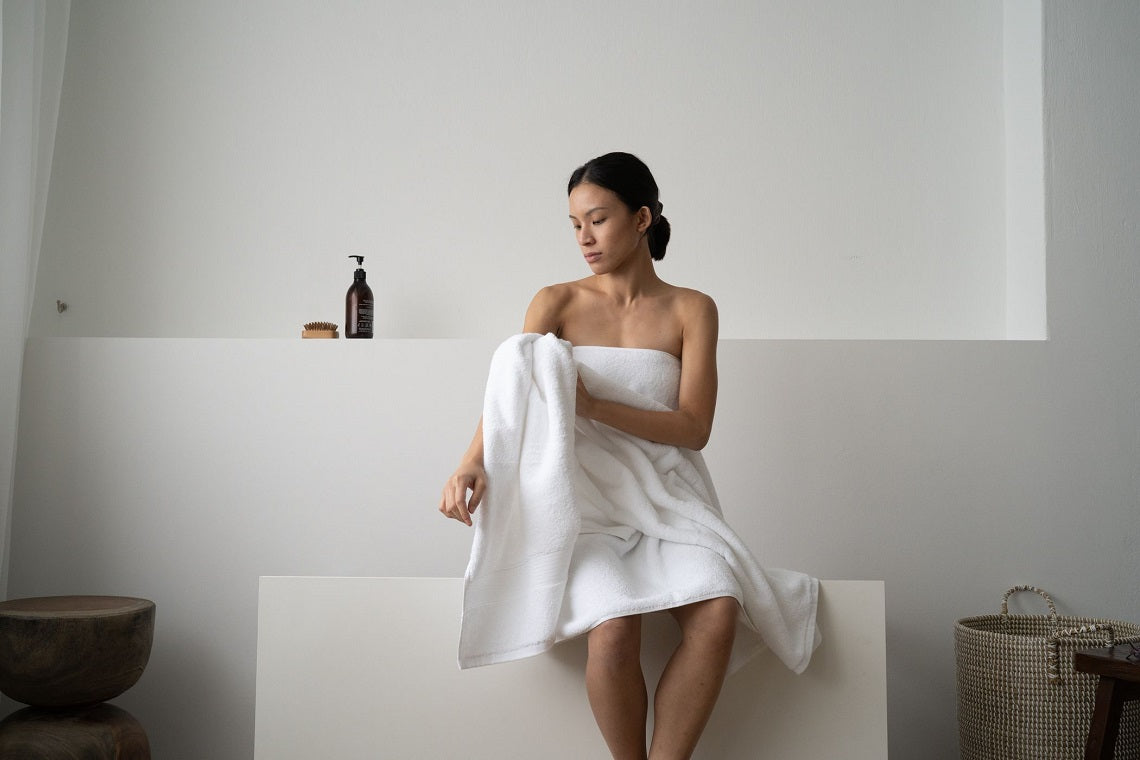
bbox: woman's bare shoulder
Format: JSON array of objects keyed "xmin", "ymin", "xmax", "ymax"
[
  {"xmin": 666, "ymin": 285, "xmax": 718, "ymax": 318},
  {"xmin": 524, "ymin": 279, "xmax": 592, "ymax": 333},
  {"xmin": 534, "ymin": 279, "xmax": 582, "ymax": 300},
  {"xmin": 663, "ymin": 286, "xmax": 718, "ymax": 346},
  {"xmin": 529, "ymin": 279, "xmax": 590, "ymax": 311}
]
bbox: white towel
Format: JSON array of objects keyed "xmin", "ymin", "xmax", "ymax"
[{"xmin": 459, "ymin": 333, "xmax": 819, "ymax": 674}]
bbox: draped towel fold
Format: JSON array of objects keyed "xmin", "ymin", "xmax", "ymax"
[{"xmin": 459, "ymin": 333, "xmax": 819, "ymax": 674}]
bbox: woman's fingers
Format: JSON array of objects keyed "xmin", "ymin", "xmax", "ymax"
[
  {"xmin": 447, "ymin": 476, "xmax": 473, "ymax": 526},
  {"xmin": 440, "ymin": 466, "xmax": 487, "ymax": 526},
  {"xmin": 468, "ymin": 476, "xmax": 486, "ymax": 514}
]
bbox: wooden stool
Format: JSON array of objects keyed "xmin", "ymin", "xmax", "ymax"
[
  {"xmin": 0, "ymin": 596, "xmax": 155, "ymax": 759},
  {"xmin": 1074, "ymin": 644, "xmax": 1140, "ymax": 759},
  {"xmin": 0, "ymin": 704, "xmax": 150, "ymax": 759}
]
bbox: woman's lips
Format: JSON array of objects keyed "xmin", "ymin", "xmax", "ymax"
[{"xmin": 584, "ymin": 252, "xmax": 602, "ymax": 263}]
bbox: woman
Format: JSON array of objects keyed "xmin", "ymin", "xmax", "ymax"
[{"xmin": 440, "ymin": 152, "xmax": 751, "ymax": 760}]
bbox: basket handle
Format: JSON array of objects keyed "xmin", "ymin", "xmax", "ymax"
[
  {"xmin": 1045, "ymin": 623, "xmax": 1116, "ymax": 684},
  {"xmin": 1000, "ymin": 586, "xmax": 1058, "ymax": 631}
]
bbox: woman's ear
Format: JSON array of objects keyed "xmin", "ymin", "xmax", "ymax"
[{"xmin": 636, "ymin": 206, "xmax": 653, "ymax": 233}]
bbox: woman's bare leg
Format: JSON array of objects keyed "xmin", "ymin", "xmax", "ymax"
[
  {"xmin": 586, "ymin": 615, "xmax": 649, "ymax": 760},
  {"xmin": 648, "ymin": 597, "xmax": 738, "ymax": 760}
]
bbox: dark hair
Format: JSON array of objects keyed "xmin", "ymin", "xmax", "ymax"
[{"xmin": 568, "ymin": 152, "xmax": 671, "ymax": 261}]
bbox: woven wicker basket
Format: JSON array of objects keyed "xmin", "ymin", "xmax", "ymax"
[{"xmin": 955, "ymin": 586, "xmax": 1140, "ymax": 759}]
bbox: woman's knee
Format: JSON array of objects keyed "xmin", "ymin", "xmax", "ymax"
[
  {"xmin": 588, "ymin": 615, "xmax": 642, "ymax": 668},
  {"xmin": 678, "ymin": 597, "xmax": 738, "ymax": 648}
]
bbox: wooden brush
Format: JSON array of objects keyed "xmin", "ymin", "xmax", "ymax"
[{"xmin": 302, "ymin": 321, "xmax": 339, "ymax": 339}]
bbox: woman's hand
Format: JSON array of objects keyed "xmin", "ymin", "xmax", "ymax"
[
  {"xmin": 575, "ymin": 374, "xmax": 596, "ymax": 420},
  {"xmin": 439, "ymin": 461, "xmax": 486, "ymax": 527}
]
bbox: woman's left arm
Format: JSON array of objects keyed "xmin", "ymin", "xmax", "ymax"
[{"xmin": 576, "ymin": 294, "xmax": 718, "ymax": 450}]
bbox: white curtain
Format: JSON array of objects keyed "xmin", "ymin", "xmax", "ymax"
[{"xmin": 0, "ymin": 0, "xmax": 69, "ymax": 596}]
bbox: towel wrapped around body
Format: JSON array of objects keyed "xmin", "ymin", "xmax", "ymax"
[{"xmin": 459, "ymin": 332, "xmax": 819, "ymax": 674}]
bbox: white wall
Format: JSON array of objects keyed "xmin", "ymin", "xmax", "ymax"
[
  {"xmin": 27, "ymin": 0, "xmax": 1018, "ymax": 340},
  {"xmin": 9, "ymin": 2, "xmax": 1140, "ymax": 759},
  {"xmin": 1004, "ymin": 0, "xmax": 1046, "ymax": 339}
]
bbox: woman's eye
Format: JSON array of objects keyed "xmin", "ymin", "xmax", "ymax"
[{"xmin": 593, "ymin": 218, "xmax": 606, "ymax": 225}]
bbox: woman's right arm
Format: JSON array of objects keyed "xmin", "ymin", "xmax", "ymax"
[{"xmin": 440, "ymin": 286, "xmax": 567, "ymax": 526}]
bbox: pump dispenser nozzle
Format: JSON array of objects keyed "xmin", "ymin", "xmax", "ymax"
[{"xmin": 349, "ymin": 255, "xmax": 366, "ymax": 280}]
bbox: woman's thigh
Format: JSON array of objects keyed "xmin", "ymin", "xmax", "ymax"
[{"xmin": 668, "ymin": 597, "xmax": 738, "ymax": 642}]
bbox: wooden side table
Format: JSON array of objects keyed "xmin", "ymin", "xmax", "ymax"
[
  {"xmin": 0, "ymin": 596, "xmax": 155, "ymax": 759},
  {"xmin": 1074, "ymin": 644, "xmax": 1140, "ymax": 759}
]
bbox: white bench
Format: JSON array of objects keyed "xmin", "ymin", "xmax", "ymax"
[{"xmin": 255, "ymin": 578, "xmax": 887, "ymax": 759}]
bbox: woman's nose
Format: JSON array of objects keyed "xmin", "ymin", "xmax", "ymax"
[{"xmin": 577, "ymin": 227, "xmax": 594, "ymax": 246}]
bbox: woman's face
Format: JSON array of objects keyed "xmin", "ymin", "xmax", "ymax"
[{"xmin": 568, "ymin": 183, "xmax": 650, "ymax": 274}]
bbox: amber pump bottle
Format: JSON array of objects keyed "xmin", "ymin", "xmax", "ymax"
[{"xmin": 345, "ymin": 255, "xmax": 374, "ymax": 339}]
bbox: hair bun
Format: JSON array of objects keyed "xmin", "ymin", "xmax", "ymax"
[{"xmin": 649, "ymin": 215, "xmax": 671, "ymax": 261}]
